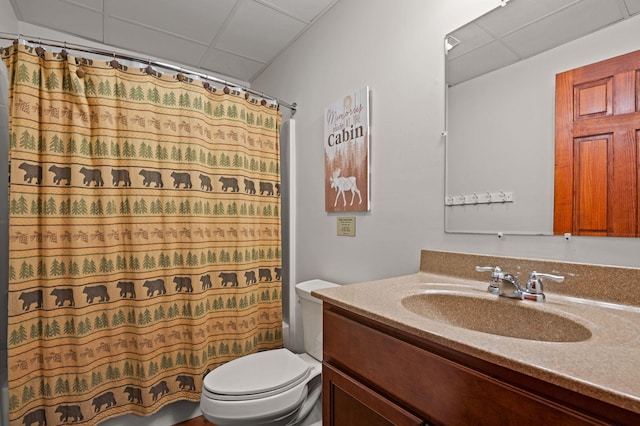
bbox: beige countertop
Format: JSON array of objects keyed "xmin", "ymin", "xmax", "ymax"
[{"xmin": 312, "ymin": 250, "xmax": 640, "ymax": 416}]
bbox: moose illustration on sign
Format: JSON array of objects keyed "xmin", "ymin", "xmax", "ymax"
[{"xmin": 330, "ymin": 168, "xmax": 363, "ymax": 207}]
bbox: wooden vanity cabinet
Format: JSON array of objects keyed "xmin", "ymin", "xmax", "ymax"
[{"xmin": 322, "ymin": 304, "xmax": 637, "ymax": 426}]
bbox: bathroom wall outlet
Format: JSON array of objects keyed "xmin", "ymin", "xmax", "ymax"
[{"xmin": 337, "ymin": 217, "xmax": 356, "ymax": 237}]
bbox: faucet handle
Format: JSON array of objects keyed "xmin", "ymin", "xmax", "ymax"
[
  {"xmin": 476, "ymin": 266, "xmax": 503, "ymax": 294},
  {"xmin": 475, "ymin": 265, "xmax": 503, "ymax": 277},
  {"xmin": 526, "ymin": 271, "xmax": 565, "ymax": 295}
]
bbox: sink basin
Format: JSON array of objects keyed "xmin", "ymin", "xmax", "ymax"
[{"xmin": 401, "ymin": 292, "xmax": 592, "ymax": 342}]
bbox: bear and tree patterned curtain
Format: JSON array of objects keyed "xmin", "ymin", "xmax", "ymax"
[{"xmin": 3, "ymin": 42, "xmax": 283, "ymax": 426}]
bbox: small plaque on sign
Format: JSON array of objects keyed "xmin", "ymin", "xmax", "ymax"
[{"xmin": 337, "ymin": 217, "xmax": 356, "ymax": 237}]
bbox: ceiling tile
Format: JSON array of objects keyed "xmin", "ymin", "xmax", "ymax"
[
  {"xmin": 447, "ymin": 40, "xmax": 520, "ymax": 86},
  {"xmin": 66, "ymin": 0, "xmax": 103, "ymax": 10},
  {"xmin": 10, "ymin": 0, "xmax": 339, "ymax": 83},
  {"xmin": 216, "ymin": 0, "xmax": 306, "ymax": 62},
  {"xmin": 105, "ymin": 0, "xmax": 236, "ymax": 44},
  {"xmin": 447, "ymin": 22, "xmax": 496, "ymax": 60},
  {"xmin": 105, "ymin": 17, "xmax": 209, "ymax": 68},
  {"xmin": 501, "ymin": 0, "xmax": 624, "ymax": 58},
  {"xmin": 258, "ymin": 0, "xmax": 337, "ymax": 22},
  {"xmin": 11, "ymin": 0, "xmax": 104, "ymax": 42},
  {"xmin": 200, "ymin": 48, "xmax": 266, "ymax": 83},
  {"xmin": 477, "ymin": 0, "xmax": 577, "ymax": 36}
]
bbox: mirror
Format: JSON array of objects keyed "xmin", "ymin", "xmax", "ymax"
[{"xmin": 445, "ymin": 0, "xmax": 640, "ymax": 235}]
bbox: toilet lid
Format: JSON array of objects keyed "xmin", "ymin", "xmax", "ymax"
[{"xmin": 203, "ymin": 349, "xmax": 310, "ymax": 398}]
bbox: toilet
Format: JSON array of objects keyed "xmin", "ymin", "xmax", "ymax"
[{"xmin": 200, "ymin": 279, "xmax": 338, "ymax": 426}]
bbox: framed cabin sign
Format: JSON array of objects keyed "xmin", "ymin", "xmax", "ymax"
[{"xmin": 324, "ymin": 86, "xmax": 370, "ymax": 212}]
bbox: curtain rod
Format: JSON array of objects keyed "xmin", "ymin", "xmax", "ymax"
[{"xmin": 0, "ymin": 32, "xmax": 297, "ymax": 116}]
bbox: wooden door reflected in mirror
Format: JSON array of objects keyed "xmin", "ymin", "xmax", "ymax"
[{"xmin": 554, "ymin": 49, "xmax": 640, "ymax": 237}]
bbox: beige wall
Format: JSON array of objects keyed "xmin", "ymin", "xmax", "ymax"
[
  {"xmin": 253, "ymin": 0, "xmax": 640, "ymax": 285},
  {"xmin": 254, "ymin": 0, "xmax": 497, "ymax": 284}
]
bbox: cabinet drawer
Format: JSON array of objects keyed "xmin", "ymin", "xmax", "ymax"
[
  {"xmin": 323, "ymin": 306, "xmax": 606, "ymax": 426},
  {"xmin": 323, "ymin": 363, "xmax": 424, "ymax": 426}
]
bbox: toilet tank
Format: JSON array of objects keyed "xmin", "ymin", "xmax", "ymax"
[{"xmin": 295, "ymin": 279, "xmax": 339, "ymax": 361}]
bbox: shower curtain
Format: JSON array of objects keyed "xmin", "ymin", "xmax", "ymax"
[{"xmin": 3, "ymin": 42, "xmax": 283, "ymax": 426}]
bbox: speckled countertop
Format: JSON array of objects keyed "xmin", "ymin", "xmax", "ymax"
[{"xmin": 312, "ymin": 250, "xmax": 640, "ymax": 415}]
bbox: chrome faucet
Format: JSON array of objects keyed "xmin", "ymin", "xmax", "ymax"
[
  {"xmin": 498, "ymin": 273, "xmax": 523, "ymax": 299},
  {"xmin": 476, "ymin": 266, "xmax": 564, "ymax": 302}
]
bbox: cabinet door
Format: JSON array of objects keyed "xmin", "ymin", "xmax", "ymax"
[{"xmin": 323, "ymin": 363, "xmax": 424, "ymax": 426}]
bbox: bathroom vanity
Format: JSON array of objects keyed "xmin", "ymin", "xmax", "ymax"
[{"xmin": 313, "ymin": 250, "xmax": 640, "ymax": 425}]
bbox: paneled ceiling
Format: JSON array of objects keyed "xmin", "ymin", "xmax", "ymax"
[
  {"xmin": 9, "ymin": 0, "xmax": 340, "ymax": 83},
  {"xmin": 446, "ymin": 0, "xmax": 640, "ymax": 86}
]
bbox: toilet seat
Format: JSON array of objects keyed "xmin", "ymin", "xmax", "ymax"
[
  {"xmin": 201, "ymin": 349, "xmax": 322, "ymax": 426},
  {"xmin": 203, "ymin": 348, "xmax": 311, "ymax": 400}
]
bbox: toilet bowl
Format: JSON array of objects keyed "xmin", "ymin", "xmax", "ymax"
[{"xmin": 200, "ymin": 279, "xmax": 338, "ymax": 426}]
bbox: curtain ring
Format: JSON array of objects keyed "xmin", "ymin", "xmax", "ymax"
[
  {"xmin": 35, "ymin": 39, "xmax": 45, "ymax": 58},
  {"xmin": 144, "ymin": 59, "xmax": 154, "ymax": 75},
  {"xmin": 60, "ymin": 41, "xmax": 68, "ymax": 60},
  {"xmin": 110, "ymin": 52, "xmax": 121, "ymax": 70},
  {"xmin": 204, "ymin": 76, "xmax": 215, "ymax": 93}
]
